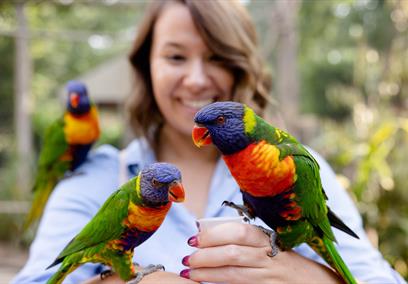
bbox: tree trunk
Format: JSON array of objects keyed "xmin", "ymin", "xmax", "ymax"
[
  {"xmin": 275, "ymin": 0, "xmax": 301, "ymax": 137},
  {"xmin": 14, "ymin": 0, "xmax": 33, "ymax": 196}
]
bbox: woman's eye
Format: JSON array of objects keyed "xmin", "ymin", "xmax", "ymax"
[
  {"xmin": 165, "ymin": 54, "xmax": 186, "ymax": 62},
  {"xmin": 208, "ymin": 54, "xmax": 225, "ymax": 63}
]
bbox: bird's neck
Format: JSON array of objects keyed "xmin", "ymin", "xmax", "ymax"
[{"xmin": 124, "ymin": 201, "xmax": 171, "ymax": 231}]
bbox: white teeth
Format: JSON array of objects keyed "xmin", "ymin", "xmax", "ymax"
[{"xmin": 182, "ymin": 99, "xmax": 213, "ymax": 109}]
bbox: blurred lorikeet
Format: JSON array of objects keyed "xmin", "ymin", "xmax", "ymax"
[
  {"xmin": 192, "ymin": 101, "xmax": 359, "ymax": 284},
  {"xmin": 24, "ymin": 81, "xmax": 100, "ymax": 231},
  {"xmin": 46, "ymin": 162, "xmax": 185, "ymax": 284}
]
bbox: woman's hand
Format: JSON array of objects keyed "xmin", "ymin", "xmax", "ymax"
[{"xmin": 180, "ymin": 222, "xmax": 343, "ymax": 284}]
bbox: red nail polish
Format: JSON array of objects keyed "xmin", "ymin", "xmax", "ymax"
[
  {"xmin": 187, "ymin": 236, "xmax": 198, "ymax": 247},
  {"xmin": 180, "ymin": 269, "xmax": 190, "ymax": 279},
  {"xmin": 182, "ymin": 255, "xmax": 190, "ymax": 266}
]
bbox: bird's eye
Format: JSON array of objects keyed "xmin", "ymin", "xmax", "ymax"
[
  {"xmin": 152, "ymin": 179, "xmax": 161, "ymax": 187},
  {"xmin": 216, "ymin": 116, "xmax": 225, "ymax": 125}
]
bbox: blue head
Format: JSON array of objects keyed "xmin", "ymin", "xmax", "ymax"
[
  {"xmin": 192, "ymin": 101, "xmax": 251, "ymax": 155},
  {"xmin": 139, "ymin": 163, "xmax": 185, "ymax": 207},
  {"xmin": 66, "ymin": 80, "xmax": 91, "ymax": 115}
]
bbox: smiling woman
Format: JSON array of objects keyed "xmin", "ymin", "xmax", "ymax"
[
  {"xmin": 149, "ymin": 1, "xmax": 234, "ymax": 137},
  {"xmin": 12, "ymin": 1, "xmax": 405, "ymax": 284},
  {"xmin": 128, "ymin": 0, "xmax": 271, "ymax": 149}
]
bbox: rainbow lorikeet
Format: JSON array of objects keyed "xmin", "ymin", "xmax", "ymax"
[
  {"xmin": 24, "ymin": 81, "xmax": 100, "ymax": 231},
  {"xmin": 46, "ymin": 162, "xmax": 185, "ymax": 284},
  {"xmin": 192, "ymin": 101, "xmax": 359, "ymax": 284}
]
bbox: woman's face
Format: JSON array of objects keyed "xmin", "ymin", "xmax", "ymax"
[{"xmin": 150, "ymin": 2, "xmax": 234, "ymax": 137}]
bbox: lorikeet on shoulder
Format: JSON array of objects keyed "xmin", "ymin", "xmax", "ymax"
[
  {"xmin": 192, "ymin": 101, "xmax": 359, "ymax": 284},
  {"xmin": 24, "ymin": 81, "xmax": 100, "ymax": 231},
  {"xmin": 46, "ymin": 162, "xmax": 185, "ymax": 284}
]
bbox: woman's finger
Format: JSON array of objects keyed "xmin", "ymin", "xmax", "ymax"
[
  {"xmin": 194, "ymin": 222, "xmax": 270, "ymax": 248},
  {"xmin": 186, "ymin": 244, "xmax": 271, "ymax": 268},
  {"xmin": 184, "ymin": 266, "xmax": 267, "ymax": 284}
]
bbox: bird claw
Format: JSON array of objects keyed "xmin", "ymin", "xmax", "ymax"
[
  {"xmin": 126, "ymin": 264, "xmax": 165, "ymax": 284},
  {"xmin": 256, "ymin": 225, "xmax": 279, "ymax": 257},
  {"xmin": 61, "ymin": 171, "xmax": 84, "ymax": 180},
  {"xmin": 100, "ymin": 269, "xmax": 113, "ymax": 280},
  {"xmin": 222, "ymin": 201, "xmax": 253, "ymax": 222}
]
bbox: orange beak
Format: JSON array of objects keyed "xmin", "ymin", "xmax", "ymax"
[
  {"xmin": 70, "ymin": 93, "xmax": 80, "ymax": 108},
  {"xmin": 168, "ymin": 181, "xmax": 185, "ymax": 203},
  {"xmin": 192, "ymin": 125, "xmax": 212, "ymax": 147}
]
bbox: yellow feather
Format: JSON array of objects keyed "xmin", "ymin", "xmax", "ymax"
[
  {"xmin": 63, "ymin": 107, "xmax": 99, "ymax": 144},
  {"xmin": 275, "ymin": 129, "xmax": 281, "ymax": 141},
  {"xmin": 135, "ymin": 174, "xmax": 141, "ymax": 196},
  {"xmin": 125, "ymin": 202, "xmax": 169, "ymax": 232},
  {"xmin": 243, "ymin": 105, "xmax": 256, "ymax": 134},
  {"xmin": 251, "ymin": 142, "xmax": 295, "ymax": 180}
]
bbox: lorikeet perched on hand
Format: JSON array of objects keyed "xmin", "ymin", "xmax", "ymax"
[
  {"xmin": 192, "ymin": 101, "xmax": 359, "ymax": 284},
  {"xmin": 24, "ymin": 81, "xmax": 100, "ymax": 231},
  {"xmin": 46, "ymin": 162, "xmax": 185, "ymax": 284}
]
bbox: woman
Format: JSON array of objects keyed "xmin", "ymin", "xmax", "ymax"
[{"xmin": 13, "ymin": 0, "xmax": 404, "ymax": 283}]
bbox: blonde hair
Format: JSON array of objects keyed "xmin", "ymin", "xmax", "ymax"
[{"xmin": 128, "ymin": 0, "xmax": 272, "ymax": 147}]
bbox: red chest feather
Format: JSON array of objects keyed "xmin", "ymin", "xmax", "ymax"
[{"xmin": 223, "ymin": 141, "xmax": 297, "ymax": 197}]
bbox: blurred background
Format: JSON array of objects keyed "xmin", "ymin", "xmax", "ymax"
[{"xmin": 0, "ymin": 0, "xmax": 407, "ymax": 281}]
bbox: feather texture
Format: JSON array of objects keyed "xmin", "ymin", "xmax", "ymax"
[
  {"xmin": 193, "ymin": 102, "xmax": 359, "ymax": 284},
  {"xmin": 24, "ymin": 82, "xmax": 100, "ymax": 232},
  {"xmin": 46, "ymin": 163, "xmax": 184, "ymax": 284}
]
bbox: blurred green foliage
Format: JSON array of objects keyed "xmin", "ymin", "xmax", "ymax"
[
  {"xmin": 297, "ymin": 0, "xmax": 408, "ymax": 279},
  {"xmin": 0, "ymin": 0, "xmax": 407, "ymax": 280},
  {"xmin": 0, "ymin": 1, "xmax": 144, "ymax": 242}
]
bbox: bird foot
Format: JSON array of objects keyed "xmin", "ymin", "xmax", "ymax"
[
  {"xmin": 126, "ymin": 264, "xmax": 165, "ymax": 284},
  {"xmin": 256, "ymin": 225, "xmax": 279, "ymax": 257},
  {"xmin": 222, "ymin": 200, "xmax": 253, "ymax": 222},
  {"xmin": 100, "ymin": 269, "xmax": 113, "ymax": 280},
  {"xmin": 61, "ymin": 171, "xmax": 84, "ymax": 180}
]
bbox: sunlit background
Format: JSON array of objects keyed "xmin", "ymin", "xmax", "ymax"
[{"xmin": 0, "ymin": 0, "xmax": 407, "ymax": 281}]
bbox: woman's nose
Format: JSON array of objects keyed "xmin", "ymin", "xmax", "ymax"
[{"xmin": 183, "ymin": 60, "xmax": 210, "ymax": 93}]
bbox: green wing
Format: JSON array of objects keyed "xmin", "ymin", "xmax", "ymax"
[
  {"xmin": 52, "ymin": 178, "xmax": 136, "ymax": 263},
  {"xmin": 278, "ymin": 142, "xmax": 320, "ymax": 168},
  {"xmin": 37, "ymin": 118, "xmax": 69, "ymax": 171},
  {"xmin": 24, "ymin": 118, "xmax": 70, "ymax": 230},
  {"xmin": 292, "ymin": 155, "xmax": 335, "ymax": 242}
]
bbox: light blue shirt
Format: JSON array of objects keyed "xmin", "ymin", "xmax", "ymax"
[{"xmin": 12, "ymin": 139, "xmax": 405, "ymax": 284}]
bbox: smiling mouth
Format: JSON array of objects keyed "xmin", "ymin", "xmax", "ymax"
[{"xmin": 181, "ymin": 98, "xmax": 216, "ymax": 109}]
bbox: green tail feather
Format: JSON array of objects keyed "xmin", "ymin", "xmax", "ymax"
[
  {"xmin": 46, "ymin": 263, "xmax": 77, "ymax": 284},
  {"xmin": 308, "ymin": 236, "xmax": 358, "ymax": 284},
  {"xmin": 23, "ymin": 178, "xmax": 56, "ymax": 232}
]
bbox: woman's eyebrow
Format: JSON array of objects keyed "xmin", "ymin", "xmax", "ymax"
[{"xmin": 163, "ymin": 42, "xmax": 185, "ymax": 50}]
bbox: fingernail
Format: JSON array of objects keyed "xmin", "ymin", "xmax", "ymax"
[
  {"xmin": 182, "ymin": 255, "xmax": 190, "ymax": 266},
  {"xmin": 180, "ymin": 269, "xmax": 190, "ymax": 279},
  {"xmin": 187, "ymin": 235, "xmax": 198, "ymax": 247}
]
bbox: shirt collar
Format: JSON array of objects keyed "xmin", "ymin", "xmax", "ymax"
[{"xmin": 124, "ymin": 138, "xmax": 156, "ymax": 178}]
